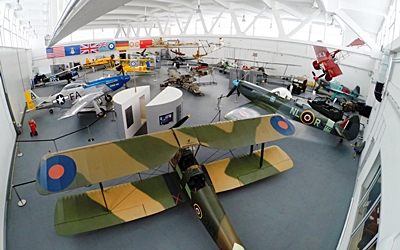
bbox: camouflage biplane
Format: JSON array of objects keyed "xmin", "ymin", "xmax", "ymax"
[{"xmin": 36, "ymin": 114, "xmax": 297, "ymax": 250}]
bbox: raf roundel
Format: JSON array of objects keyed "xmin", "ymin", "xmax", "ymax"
[
  {"xmin": 270, "ymin": 115, "xmax": 295, "ymax": 136},
  {"xmin": 108, "ymin": 43, "xmax": 115, "ymax": 50},
  {"xmin": 193, "ymin": 203, "xmax": 203, "ymax": 219},
  {"xmin": 300, "ymin": 110, "xmax": 315, "ymax": 125},
  {"xmin": 37, "ymin": 155, "xmax": 77, "ymax": 192}
]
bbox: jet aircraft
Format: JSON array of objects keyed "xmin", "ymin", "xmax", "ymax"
[
  {"xmin": 35, "ymin": 114, "xmax": 297, "ymax": 250},
  {"xmin": 24, "ymin": 75, "xmax": 130, "ymax": 119},
  {"xmin": 225, "ymin": 80, "xmax": 360, "ymax": 142}
]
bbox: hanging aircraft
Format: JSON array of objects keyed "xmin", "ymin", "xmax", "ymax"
[
  {"xmin": 312, "ymin": 38, "xmax": 365, "ymax": 81},
  {"xmin": 82, "ymin": 54, "xmax": 115, "ymax": 69},
  {"xmin": 170, "ymin": 48, "xmax": 185, "ymax": 56},
  {"xmin": 24, "ymin": 75, "xmax": 131, "ymax": 119},
  {"xmin": 312, "ymin": 72, "xmax": 363, "ymax": 101},
  {"xmin": 225, "ymin": 79, "xmax": 360, "ymax": 142},
  {"xmin": 114, "ymin": 58, "xmax": 152, "ymax": 73},
  {"xmin": 35, "ymin": 114, "xmax": 297, "ymax": 250}
]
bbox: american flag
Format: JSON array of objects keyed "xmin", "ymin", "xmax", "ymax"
[
  {"xmin": 80, "ymin": 43, "xmax": 99, "ymax": 54},
  {"xmin": 46, "ymin": 48, "xmax": 54, "ymax": 58},
  {"xmin": 53, "ymin": 46, "xmax": 65, "ymax": 57}
]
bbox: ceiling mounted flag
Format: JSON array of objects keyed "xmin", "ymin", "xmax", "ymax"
[
  {"xmin": 64, "ymin": 45, "xmax": 81, "ymax": 56},
  {"xmin": 129, "ymin": 40, "xmax": 140, "ymax": 49},
  {"xmin": 46, "ymin": 48, "xmax": 54, "ymax": 58},
  {"xmin": 53, "ymin": 46, "xmax": 65, "ymax": 58},
  {"xmin": 98, "ymin": 41, "xmax": 116, "ymax": 52},
  {"xmin": 80, "ymin": 43, "xmax": 99, "ymax": 54},
  {"xmin": 140, "ymin": 39, "xmax": 153, "ymax": 48},
  {"xmin": 115, "ymin": 40, "xmax": 129, "ymax": 51}
]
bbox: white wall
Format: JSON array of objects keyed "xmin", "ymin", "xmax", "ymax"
[
  {"xmin": 336, "ymin": 51, "xmax": 400, "ymax": 249},
  {"xmin": 0, "ymin": 48, "xmax": 33, "ymax": 123},
  {"xmin": 0, "ymin": 64, "xmax": 17, "ymax": 250},
  {"xmin": 146, "ymin": 87, "xmax": 183, "ymax": 133}
]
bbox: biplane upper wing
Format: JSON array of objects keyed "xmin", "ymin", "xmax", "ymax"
[
  {"xmin": 313, "ymin": 45, "xmax": 331, "ymax": 63},
  {"xmin": 172, "ymin": 114, "xmax": 296, "ymax": 149},
  {"xmin": 36, "ymin": 130, "xmax": 181, "ymax": 195}
]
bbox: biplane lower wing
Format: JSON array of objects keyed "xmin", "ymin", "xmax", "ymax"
[
  {"xmin": 204, "ymin": 146, "xmax": 293, "ymax": 193},
  {"xmin": 54, "ymin": 173, "xmax": 185, "ymax": 236}
]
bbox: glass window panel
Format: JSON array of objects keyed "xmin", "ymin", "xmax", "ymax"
[
  {"xmin": 348, "ymin": 201, "xmax": 380, "ymax": 250},
  {"xmin": 254, "ymin": 18, "xmax": 278, "ymax": 37},
  {"xmin": 4, "ymin": 30, "xmax": 11, "ymax": 46}
]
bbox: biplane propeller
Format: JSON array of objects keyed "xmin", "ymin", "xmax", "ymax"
[{"xmin": 35, "ymin": 114, "xmax": 297, "ymax": 250}]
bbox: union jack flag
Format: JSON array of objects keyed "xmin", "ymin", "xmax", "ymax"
[
  {"xmin": 80, "ymin": 43, "xmax": 99, "ymax": 54},
  {"xmin": 98, "ymin": 42, "xmax": 107, "ymax": 48}
]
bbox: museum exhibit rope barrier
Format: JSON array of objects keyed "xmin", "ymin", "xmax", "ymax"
[{"xmin": 10, "ymin": 114, "xmax": 111, "ymax": 207}]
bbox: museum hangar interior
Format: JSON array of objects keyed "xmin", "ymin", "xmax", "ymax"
[{"xmin": 0, "ymin": 0, "xmax": 399, "ymax": 249}]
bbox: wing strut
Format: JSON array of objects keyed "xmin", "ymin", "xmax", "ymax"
[
  {"xmin": 259, "ymin": 143, "xmax": 265, "ymax": 168},
  {"xmin": 99, "ymin": 182, "xmax": 109, "ymax": 211},
  {"xmin": 250, "ymin": 145, "xmax": 254, "ymax": 155}
]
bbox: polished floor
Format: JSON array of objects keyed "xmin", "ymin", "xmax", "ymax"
[{"xmin": 6, "ymin": 65, "xmax": 359, "ymax": 250}]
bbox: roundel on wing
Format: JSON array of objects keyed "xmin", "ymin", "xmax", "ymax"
[
  {"xmin": 130, "ymin": 61, "xmax": 137, "ymax": 67},
  {"xmin": 108, "ymin": 43, "xmax": 115, "ymax": 50},
  {"xmin": 270, "ymin": 115, "xmax": 295, "ymax": 136},
  {"xmin": 193, "ymin": 203, "xmax": 203, "ymax": 219},
  {"xmin": 37, "ymin": 155, "xmax": 77, "ymax": 192},
  {"xmin": 300, "ymin": 110, "xmax": 315, "ymax": 125}
]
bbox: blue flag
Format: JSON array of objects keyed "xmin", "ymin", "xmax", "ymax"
[
  {"xmin": 98, "ymin": 41, "xmax": 116, "ymax": 52},
  {"xmin": 64, "ymin": 45, "xmax": 81, "ymax": 56}
]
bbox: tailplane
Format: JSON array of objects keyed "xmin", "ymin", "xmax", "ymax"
[
  {"xmin": 85, "ymin": 58, "xmax": 91, "ymax": 64},
  {"xmin": 24, "ymin": 90, "xmax": 48, "ymax": 111},
  {"xmin": 353, "ymin": 85, "xmax": 361, "ymax": 96},
  {"xmin": 338, "ymin": 115, "xmax": 360, "ymax": 141}
]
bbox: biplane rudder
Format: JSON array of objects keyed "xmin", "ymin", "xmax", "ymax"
[
  {"xmin": 353, "ymin": 85, "xmax": 361, "ymax": 96},
  {"xmin": 338, "ymin": 115, "xmax": 360, "ymax": 141}
]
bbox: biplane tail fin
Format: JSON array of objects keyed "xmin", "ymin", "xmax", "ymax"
[
  {"xmin": 338, "ymin": 115, "xmax": 360, "ymax": 141},
  {"xmin": 85, "ymin": 58, "xmax": 91, "ymax": 64}
]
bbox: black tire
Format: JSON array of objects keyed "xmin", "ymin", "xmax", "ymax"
[
  {"xmin": 35, "ymin": 131, "xmax": 38, "ymax": 136},
  {"xmin": 105, "ymin": 95, "xmax": 112, "ymax": 102},
  {"xmin": 30, "ymin": 132, "xmax": 32, "ymax": 137},
  {"xmin": 97, "ymin": 108, "xmax": 106, "ymax": 117},
  {"xmin": 49, "ymin": 109, "xmax": 53, "ymax": 114}
]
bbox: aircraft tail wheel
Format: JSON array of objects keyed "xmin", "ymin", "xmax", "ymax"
[
  {"xmin": 105, "ymin": 95, "xmax": 112, "ymax": 102},
  {"xmin": 312, "ymin": 60, "xmax": 320, "ymax": 70},
  {"xmin": 97, "ymin": 108, "xmax": 106, "ymax": 118},
  {"xmin": 49, "ymin": 109, "xmax": 54, "ymax": 114}
]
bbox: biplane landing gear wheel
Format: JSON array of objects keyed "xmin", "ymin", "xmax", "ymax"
[
  {"xmin": 339, "ymin": 138, "xmax": 343, "ymax": 143},
  {"xmin": 49, "ymin": 109, "xmax": 54, "ymax": 114},
  {"xmin": 97, "ymin": 108, "xmax": 106, "ymax": 118},
  {"xmin": 105, "ymin": 94, "xmax": 112, "ymax": 102},
  {"xmin": 312, "ymin": 60, "xmax": 320, "ymax": 70},
  {"xmin": 325, "ymin": 73, "xmax": 332, "ymax": 81}
]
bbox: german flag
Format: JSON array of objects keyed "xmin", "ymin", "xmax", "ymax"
[
  {"xmin": 140, "ymin": 39, "xmax": 153, "ymax": 48},
  {"xmin": 115, "ymin": 41, "xmax": 129, "ymax": 50}
]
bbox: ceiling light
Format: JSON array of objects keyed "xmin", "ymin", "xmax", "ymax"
[
  {"xmin": 14, "ymin": 0, "xmax": 22, "ymax": 11},
  {"xmin": 311, "ymin": 0, "xmax": 318, "ymax": 9},
  {"xmin": 242, "ymin": 15, "xmax": 246, "ymax": 22}
]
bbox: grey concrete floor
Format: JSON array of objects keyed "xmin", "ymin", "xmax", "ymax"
[{"xmin": 6, "ymin": 65, "xmax": 358, "ymax": 250}]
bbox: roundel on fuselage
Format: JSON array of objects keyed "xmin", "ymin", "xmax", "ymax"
[{"xmin": 300, "ymin": 110, "xmax": 315, "ymax": 125}]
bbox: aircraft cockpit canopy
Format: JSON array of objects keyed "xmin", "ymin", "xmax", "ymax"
[{"xmin": 62, "ymin": 82, "xmax": 87, "ymax": 90}]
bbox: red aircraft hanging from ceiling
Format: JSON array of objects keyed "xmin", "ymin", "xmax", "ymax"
[{"xmin": 312, "ymin": 38, "xmax": 365, "ymax": 81}]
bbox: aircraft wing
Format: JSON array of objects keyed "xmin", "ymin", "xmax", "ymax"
[
  {"xmin": 172, "ymin": 114, "xmax": 296, "ymax": 150},
  {"xmin": 54, "ymin": 173, "xmax": 187, "ymax": 236},
  {"xmin": 58, "ymin": 92, "xmax": 104, "ymax": 120},
  {"xmin": 204, "ymin": 145, "xmax": 293, "ymax": 193},
  {"xmin": 313, "ymin": 45, "xmax": 330, "ymax": 63},
  {"xmin": 224, "ymin": 101, "xmax": 275, "ymax": 121}
]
